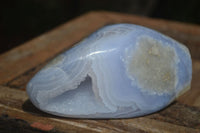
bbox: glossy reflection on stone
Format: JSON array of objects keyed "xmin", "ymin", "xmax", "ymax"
[{"xmin": 26, "ymin": 24, "xmax": 192, "ymax": 118}]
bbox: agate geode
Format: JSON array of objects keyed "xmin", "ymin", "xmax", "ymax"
[{"xmin": 27, "ymin": 24, "xmax": 192, "ymax": 118}]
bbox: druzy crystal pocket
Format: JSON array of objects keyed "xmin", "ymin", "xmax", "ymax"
[{"xmin": 27, "ymin": 24, "xmax": 192, "ymax": 118}]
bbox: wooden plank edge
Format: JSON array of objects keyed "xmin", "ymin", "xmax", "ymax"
[
  {"xmin": 1, "ymin": 11, "xmax": 200, "ymax": 85},
  {"xmin": 95, "ymin": 11, "xmax": 200, "ymax": 34}
]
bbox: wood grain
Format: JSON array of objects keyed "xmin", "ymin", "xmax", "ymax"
[
  {"xmin": 0, "ymin": 86, "xmax": 199, "ymax": 133},
  {"xmin": 0, "ymin": 11, "xmax": 200, "ymax": 132}
]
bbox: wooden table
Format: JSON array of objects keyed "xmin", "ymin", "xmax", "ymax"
[{"xmin": 0, "ymin": 11, "xmax": 200, "ymax": 133}]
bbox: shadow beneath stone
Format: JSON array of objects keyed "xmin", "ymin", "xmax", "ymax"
[{"xmin": 22, "ymin": 99, "xmax": 56, "ymax": 118}]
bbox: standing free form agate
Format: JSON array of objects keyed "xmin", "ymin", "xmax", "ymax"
[{"xmin": 27, "ymin": 24, "xmax": 192, "ymax": 118}]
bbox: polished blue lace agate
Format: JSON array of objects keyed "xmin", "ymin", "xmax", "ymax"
[{"xmin": 27, "ymin": 24, "xmax": 192, "ymax": 118}]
